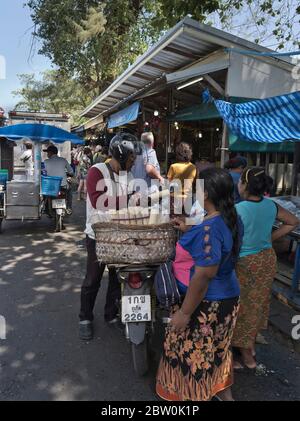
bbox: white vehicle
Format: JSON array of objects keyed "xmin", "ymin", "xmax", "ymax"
[{"xmin": 8, "ymin": 111, "xmax": 71, "ymax": 172}]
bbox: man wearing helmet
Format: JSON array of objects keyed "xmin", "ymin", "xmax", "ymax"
[{"xmin": 79, "ymin": 132, "xmax": 137, "ymax": 341}]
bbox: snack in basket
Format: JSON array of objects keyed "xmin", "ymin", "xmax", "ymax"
[
  {"xmin": 109, "ymin": 209, "xmax": 118, "ymax": 222},
  {"xmin": 118, "ymin": 208, "xmax": 127, "ymax": 223},
  {"xmin": 128, "ymin": 206, "xmax": 137, "ymax": 225},
  {"xmin": 149, "ymin": 206, "xmax": 160, "ymax": 225},
  {"xmin": 140, "ymin": 207, "xmax": 149, "ymax": 225}
]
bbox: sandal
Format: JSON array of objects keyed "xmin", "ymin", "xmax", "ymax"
[{"xmin": 233, "ymin": 358, "xmax": 257, "ymax": 371}]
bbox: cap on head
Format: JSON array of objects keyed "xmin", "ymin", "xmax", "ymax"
[{"xmin": 24, "ymin": 142, "xmax": 33, "ymax": 150}]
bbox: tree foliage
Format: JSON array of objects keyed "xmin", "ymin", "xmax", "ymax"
[
  {"xmin": 24, "ymin": 0, "xmax": 300, "ymax": 120},
  {"xmin": 13, "ymin": 70, "xmax": 92, "ymax": 125},
  {"xmin": 214, "ymin": 0, "xmax": 300, "ymax": 50},
  {"xmin": 26, "ymin": 0, "xmax": 225, "ymax": 96}
]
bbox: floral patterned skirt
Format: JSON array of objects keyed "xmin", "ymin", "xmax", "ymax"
[
  {"xmin": 232, "ymin": 248, "xmax": 277, "ymax": 349},
  {"xmin": 156, "ymin": 298, "xmax": 240, "ymax": 401}
]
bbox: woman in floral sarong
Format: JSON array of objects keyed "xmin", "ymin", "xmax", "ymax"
[{"xmin": 156, "ymin": 168, "xmax": 243, "ymax": 401}]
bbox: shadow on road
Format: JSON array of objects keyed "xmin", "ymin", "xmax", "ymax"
[{"xmin": 0, "ymin": 200, "xmax": 300, "ymax": 401}]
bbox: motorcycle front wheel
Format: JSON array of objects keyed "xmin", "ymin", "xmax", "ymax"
[{"xmin": 131, "ymin": 340, "xmax": 149, "ymax": 377}]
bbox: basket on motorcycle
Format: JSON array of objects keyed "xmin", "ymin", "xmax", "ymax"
[
  {"xmin": 0, "ymin": 170, "xmax": 8, "ymax": 190},
  {"xmin": 92, "ymin": 222, "xmax": 176, "ymax": 265},
  {"xmin": 41, "ymin": 175, "xmax": 63, "ymax": 197}
]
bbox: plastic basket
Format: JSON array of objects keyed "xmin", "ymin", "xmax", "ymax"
[
  {"xmin": 0, "ymin": 170, "xmax": 8, "ymax": 189},
  {"xmin": 41, "ymin": 175, "xmax": 63, "ymax": 197}
]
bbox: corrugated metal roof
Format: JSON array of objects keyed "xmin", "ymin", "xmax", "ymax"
[{"xmin": 82, "ymin": 16, "xmax": 293, "ymax": 119}]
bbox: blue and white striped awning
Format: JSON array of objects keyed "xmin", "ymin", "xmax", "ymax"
[{"xmin": 215, "ymin": 91, "xmax": 300, "ymax": 143}]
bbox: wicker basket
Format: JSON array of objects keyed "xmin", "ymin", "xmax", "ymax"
[{"xmin": 92, "ymin": 222, "xmax": 176, "ymax": 265}]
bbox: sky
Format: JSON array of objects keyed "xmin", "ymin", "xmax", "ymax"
[
  {"xmin": 0, "ymin": 1, "xmax": 299, "ymax": 115},
  {"xmin": 0, "ymin": 0, "xmax": 52, "ymax": 113}
]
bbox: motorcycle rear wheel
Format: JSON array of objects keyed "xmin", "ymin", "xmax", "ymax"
[
  {"xmin": 55, "ymin": 213, "xmax": 64, "ymax": 232},
  {"xmin": 131, "ymin": 339, "xmax": 149, "ymax": 377}
]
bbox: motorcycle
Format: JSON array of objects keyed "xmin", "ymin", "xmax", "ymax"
[
  {"xmin": 116, "ymin": 264, "xmax": 167, "ymax": 376},
  {"xmin": 43, "ymin": 188, "xmax": 67, "ymax": 232}
]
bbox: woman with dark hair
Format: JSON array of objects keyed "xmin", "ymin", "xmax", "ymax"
[
  {"xmin": 232, "ymin": 167, "xmax": 299, "ymax": 369},
  {"xmin": 156, "ymin": 168, "xmax": 243, "ymax": 401},
  {"xmin": 167, "ymin": 142, "xmax": 196, "ymax": 200},
  {"xmin": 224, "ymin": 156, "xmax": 247, "ymax": 204}
]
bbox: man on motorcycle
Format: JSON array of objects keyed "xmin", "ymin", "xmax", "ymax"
[
  {"xmin": 43, "ymin": 145, "xmax": 74, "ymax": 214},
  {"xmin": 79, "ymin": 132, "xmax": 138, "ymax": 341}
]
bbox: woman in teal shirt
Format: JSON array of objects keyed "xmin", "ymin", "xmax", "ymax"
[{"xmin": 232, "ymin": 167, "xmax": 299, "ymax": 369}]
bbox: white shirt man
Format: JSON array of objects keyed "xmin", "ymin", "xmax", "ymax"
[
  {"xmin": 20, "ymin": 144, "xmax": 34, "ymax": 179},
  {"xmin": 141, "ymin": 132, "xmax": 163, "ymax": 187}
]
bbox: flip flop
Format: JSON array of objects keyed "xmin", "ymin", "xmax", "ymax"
[{"xmin": 233, "ymin": 359, "xmax": 257, "ymax": 371}]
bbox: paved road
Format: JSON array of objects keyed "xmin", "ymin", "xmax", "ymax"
[{"xmin": 0, "ymin": 200, "xmax": 299, "ymax": 401}]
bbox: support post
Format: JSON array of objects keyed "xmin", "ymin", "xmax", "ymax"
[
  {"xmin": 166, "ymin": 89, "xmax": 174, "ymax": 171},
  {"xmin": 220, "ymin": 124, "xmax": 228, "ymax": 168},
  {"xmin": 33, "ymin": 142, "xmax": 41, "ymax": 187},
  {"xmin": 220, "ymin": 70, "xmax": 229, "ymax": 168},
  {"xmin": 292, "ymin": 143, "xmax": 300, "ymax": 195}
]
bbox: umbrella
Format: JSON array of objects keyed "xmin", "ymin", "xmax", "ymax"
[{"xmin": 0, "ymin": 123, "xmax": 84, "ymax": 145}]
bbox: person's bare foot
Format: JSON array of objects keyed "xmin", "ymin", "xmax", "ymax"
[
  {"xmin": 240, "ymin": 348, "xmax": 257, "ymax": 369},
  {"xmin": 233, "ymin": 359, "xmax": 244, "ymax": 370},
  {"xmin": 216, "ymin": 387, "xmax": 234, "ymax": 401}
]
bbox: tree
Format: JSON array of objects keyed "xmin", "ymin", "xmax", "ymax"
[
  {"xmin": 25, "ymin": 0, "xmax": 300, "ymax": 102},
  {"xmin": 210, "ymin": 0, "xmax": 300, "ymax": 50},
  {"xmin": 13, "ymin": 70, "xmax": 93, "ymax": 125},
  {"xmin": 26, "ymin": 1, "xmax": 153, "ymax": 94},
  {"xmin": 26, "ymin": 0, "xmax": 226, "ymax": 96}
]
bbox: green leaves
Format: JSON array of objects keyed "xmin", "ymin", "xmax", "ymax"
[
  {"xmin": 13, "ymin": 70, "xmax": 93, "ymax": 125},
  {"xmin": 24, "ymin": 0, "xmax": 300, "ymax": 115},
  {"xmin": 73, "ymin": 5, "xmax": 107, "ymax": 43}
]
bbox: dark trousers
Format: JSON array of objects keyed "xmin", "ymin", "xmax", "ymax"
[{"xmin": 79, "ymin": 236, "xmax": 121, "ymax": 322}]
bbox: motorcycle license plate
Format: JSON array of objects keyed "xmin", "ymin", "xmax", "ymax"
[
  {"xmin": 122, "ymin": 295, "xmax": 151, "ymax": 323},
  {"xmin": 52, "ymin": 199, "xmax": 66, "ymax": 209}
]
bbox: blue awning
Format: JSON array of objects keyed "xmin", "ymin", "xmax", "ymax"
[
  {"xmin": 215, "ymin": 91, "xmax": 300, "ymax": 143},
  {"xmin": 107, "ymin": 102, "xmax": 140, "ymax": 129},
  {"xmin": 0, "ymin": 123, "xmax": 84, "ymax": 144}
]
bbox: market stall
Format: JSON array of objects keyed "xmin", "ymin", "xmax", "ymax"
[
  {"xmin": 216, "ymin": 91, "xmax": 300, "ymax": 307},
  {"xmin": 272, "ymin": 196, "xmax": 300, "ymax": 295},
  {"xmin": 0, "ymin": 123, "xmax": 84, "ymax": 232}
]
